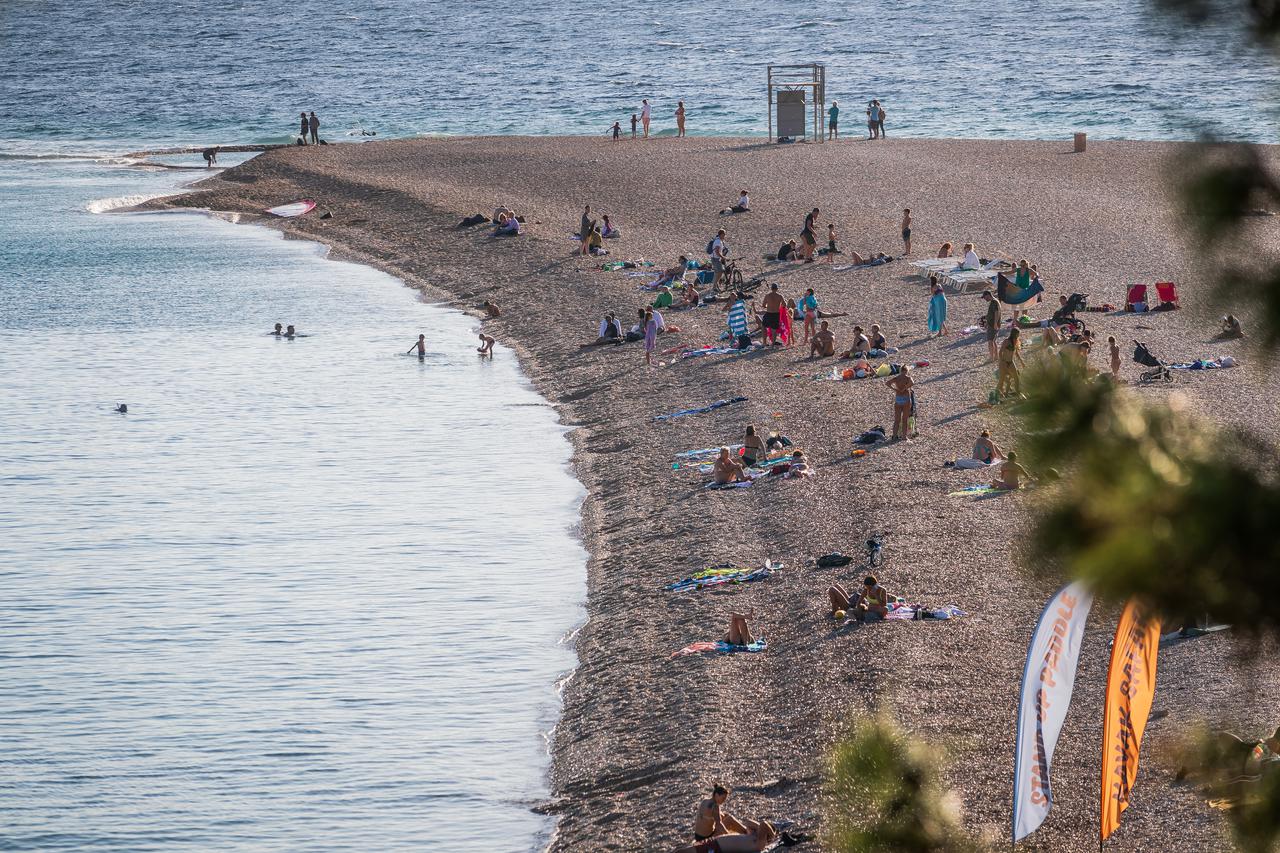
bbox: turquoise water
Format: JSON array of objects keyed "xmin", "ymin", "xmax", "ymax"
[
  {"xmin": 2, "ymin": 0, "xmax": 1278, "ymax": 153},
  {"xmin": 0, "ymin": 159, "xmax": 586, "ymax": 851}
]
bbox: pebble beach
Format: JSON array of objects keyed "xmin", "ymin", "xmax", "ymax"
[{"xmin": 153, "ymin": 135, "xmax": 1280, "ymax": 851}]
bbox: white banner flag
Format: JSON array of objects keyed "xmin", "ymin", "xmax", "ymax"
[{"xmin": 1012, "ymin": 582, "xmax": 1093, "ymax": 842}]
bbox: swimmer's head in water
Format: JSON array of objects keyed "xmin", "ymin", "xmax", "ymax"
[
  {"xmin": 116, "ymin": 404, "xmax": 127, "ymax": 413},
  {"xmin": 274, "ymin": 323, "xmax": 282, "ymax": 332}
]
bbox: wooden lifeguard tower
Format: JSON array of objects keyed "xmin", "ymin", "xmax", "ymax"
[{"xmin": 767, "ymin": 63, "xmax": 827, "ymax": 143}]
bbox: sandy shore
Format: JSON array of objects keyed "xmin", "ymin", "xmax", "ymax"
[{"xmin": 148, "ymin": 136, "xmax": 1280, "ymax": 851}]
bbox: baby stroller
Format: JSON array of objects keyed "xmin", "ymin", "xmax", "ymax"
[
  {"xmin": 1133, "ymin": 340, "xmax": 1172, "ymax": 382},
  {"xmin": 1053, "ymin": 292, "xmax": 1088, "ymax": 324}
]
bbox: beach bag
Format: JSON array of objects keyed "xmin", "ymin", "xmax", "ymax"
[
  {"xmin": 625, "ymin": 330, "xmax": 643, "ymax": 342},
  {"xmin": 816, "ymin": 553, "xmax": 853, "ymax": 568},
  {"xmin": 706, "ymin": 239, "xmax": 716, "ymax": 255},
  {"xmin": 736, "ymin": 333, "xmax": 753, "ymax": 350}
]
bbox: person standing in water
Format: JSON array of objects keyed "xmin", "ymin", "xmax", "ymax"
[
  {"xmin": 876, "ymin": 100, "xmax": 887, "ymax": 137},
  {"xmin": 202, "ymin": 146, "xmax": 219, "ymax": 167},
  {"xmin": 299, "ymin": 112, "xmax": 309, "ymax": 144},
  {"xmin": 641, "ymin": 99, "xmax": 652, "ymax": 137},
  {"xmin": 308, "ymin": 111, "xmax": 320, "ymax": 144},
  {"xmin": 675, "ymin": 100, "xmax": 686, "ymax": 137},
  {"xmin": 630, "ymin": 113, "xmax": 638, "ymax": 139},
  {"xmin": 271, "ymin": 323, "xmax": 284, "ymax": 336},
  {"xmin": 407, "ymin": 334, "xmax": 426, "ymax": 358},
  {"xmin": 477, "ymin": 334, "xmax": 495, "ymax": 357}
]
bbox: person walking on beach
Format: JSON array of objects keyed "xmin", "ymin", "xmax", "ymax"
[
  {"xmin": 875, "ymin": 100, "xmax": 887, "ymax": 137},
  {"xmin": 308, "ymin": 111, "xmax": 320, "ymax": 144},
  {"xmin": 710, "ymin": 228, "xmax": 728, "ymax": 288},
  {"xmin": 579, "ymin": 205, "xmax": 594, "ymax": 256},
  {"xmin": 983, "ymin": 289, "xmax": 1001, "ymax": 361},
  {"xmin": 800, "ymin": 208, "xmax": 819, "ymax": 262},
  {"xmin": 407, "ymin": 333, "xmax": 426, "ymax": 358},
  {"xmin": 676, "ymin": 100, "xmax": 686, "ymax": 137},
  {"xmin": 827, "ymin": 100, "xmax": 839, "ymax": 140},
  {"xmin": 641, "ymin": 99, "xmax": 652, "ymax": 137},
  {"xmin": 927, "ymin": 280, "xmax": 948, "ymax": 336},
  {"xmin": 900, "ymin": 208, "xmax": 912, "ymax": 255},
  {"xmin": 299, "ymin": 111, "xmax": 309, "ymax": 144}
]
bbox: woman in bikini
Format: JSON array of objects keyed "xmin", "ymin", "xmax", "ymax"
[
  {"xmin": 997, "ymin": 327, "xmax": 1027, "ymax": 397},
  {"xmin": 741, "ymin": 425, "xmax": 767, "ymax": 467},
  {"xmin": 886, "ymin": 364, "xmax": 915, "ymax": 440}
]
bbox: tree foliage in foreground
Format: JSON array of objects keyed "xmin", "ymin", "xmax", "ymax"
[{"xmin": 824, "ymin": 715, "xmax": 979, "ymax": 853}]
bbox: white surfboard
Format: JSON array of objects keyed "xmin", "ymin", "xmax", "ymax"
[{"xmin": 265, "ymin": 200, "xmax": 316, "ymax": 218}]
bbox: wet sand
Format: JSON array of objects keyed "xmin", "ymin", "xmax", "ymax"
[{"xmin": 150, "ymin": 136, "xmax": 1280, "ymax": 851}]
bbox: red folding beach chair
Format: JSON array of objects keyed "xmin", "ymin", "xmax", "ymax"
[
  {"xmin": 1126, "ymin": 284, "xmax": 1148, "ymax": 312},
  {"xmin": 1154, "ymin": 281, "xmax": 1179, "ymax": 309}
]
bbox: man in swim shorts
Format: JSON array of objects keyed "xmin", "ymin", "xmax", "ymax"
[
  {"xmin": 406, "ymin": 334, "xmax": 426, "ymax": 357},
  {"xmin": 809, "ymin": 321, "xmax": 835, "ymax": 358},
  {"xmin": 712, "ymin": 447, "xmax": 748, "ymax": 485},
  {"xmin": 477, "ymin": 333, "xmax": 495, "ymax": 357},
  {"xmin": 760, "ymin": 283, "xmax": 785, "ymax": 345},
  {"xmin": 900, "ymin": 208, "xmax": 912, "ymax": 255}
]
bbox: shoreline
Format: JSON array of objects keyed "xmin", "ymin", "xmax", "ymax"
[{"xmin": 143, "ymin": 135, "xmax": 1280, "ymax": 851}]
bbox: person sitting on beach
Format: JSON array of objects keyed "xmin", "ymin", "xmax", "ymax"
[
  {"xmin": 1220, "ymin": 314, "xmax": 1244, "ymax": 339},
  {"xmin": 692, "ymin": 784, "xmax": 749, "ymax": 842},
  {"xmin": 407, "ymin": 334, "xmax": 426, "ymax": 357},
  {"xmin": 202, "ymin": 146, "xmax": 219, "ymax": 167},
  {"xmin": 633, "ymin": 306, "xmax": 665, "ymax": 336},
  {"xmin": 785, "ymin": 450, "xmax": 810, "ymax": 476},
  {"xmin": 670, "ymin": 820, "xmax": 777, "ymax": 853},
  {"xmin": 271, "ymin": 323, "xmax": 284, "ymax": 336},
  {"xmin": 776, "ymin": 240, "xmax": 799, "ymax": 262},
  {"xmin": 495, "ymin": 211, "xmax": 521, "ymax": 235},
  {"xmin": 712, "ymin": 447, "xmax": 748, "ymax": 484},
  {"xmin": 973, "ymin": 429, "xmax": 1003, "ymax": 464},
  {"xmin": 723, "ymin": 190, "xmax": 750, "ymax": 215},
  {"xmin": 991, "ymin": 451, "xmax": 1030, "ymax": 490},
  {"xmin": 657, "ymin": 256, "xmax": 691, "ymax": 287},
  {"xmin": 477, "ymin": 333, "xmax": 495, "ymax": 357},
  {"xmin": 868, "ymin": 324, "xmax": 887, "ymax": 352},
  {"xmin": 683, "ymin": 279, "xmax": 701, "ymax": 308},
  {"xmin": 584, "ymin": 226, "xmax": 605, "ymax": 254},
  {"xmin": 480, "ymin": 300, "xmax": 501, "ymax": 318},
  {"xmin": 829, "ymin": 575, "xmax": 892, "ymax": 620},
  {"xmin": 494, "ymin": 205, "xmax": 516, "ymax": 223},
  {"xmin": 809, "ymin": 321, "xmax": 836, "ymax": 358},
  {"xmin": 937, "ymin": 241, "xmax": 953, "ymax": 259},
  {"xmin": 741, "ymin": 425, "xmax": 767, "ymax": 467},
  {"xmin": 850, "ymin": 325, "xmax": 870, "ymax": 356},
  {"xmin": 582, "ymin": 313, "xmax": 624, "ymax": 347},
  {"xmin": 960, "ymin": 243, "xmax": 980, "ymax": 270},
  {"xmin": 601, "ymin": 214, "xmax": 620, "ymax": 238},
  {"xmin": 653, "ymin": 286, "xmax": 674, "ymax": 309}
]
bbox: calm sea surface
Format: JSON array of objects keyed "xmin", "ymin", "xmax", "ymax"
[
  {"xmin": 2, "ymin": 1, "xmax": 1277, "ymax": 850},
  {"xmin": 0, "ymin": 160, "xmax": 586, "ymax": 851}
]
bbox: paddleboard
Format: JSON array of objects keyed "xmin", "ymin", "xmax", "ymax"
[{"xmin": 265, "ymin": 200, "xmax": 316, "ymax": 218}]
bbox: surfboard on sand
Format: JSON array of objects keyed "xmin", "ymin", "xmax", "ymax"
[{"xmin": 265, "ymin": 200, "xmax": 316, "ymax": 218}]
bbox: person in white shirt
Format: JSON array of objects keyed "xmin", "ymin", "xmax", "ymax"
[
  {"xmin": 960, "ymin": 243, "xmax": 980, "ymax": 270},
  {"xmin": 641, "ymin": 99, "xmax": 652, "ymax": 137}
]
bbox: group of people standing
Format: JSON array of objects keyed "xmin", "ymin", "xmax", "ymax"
[
  {"xmin": 297, "ymin": 111, "xmax": 321, "ymax": 145},
  {"xmin": 826, "ymin": 99, "xmax": 888, "ymax": 140},
  {"xmin": 611, "ymin": 99, "xmax": 687, "ymax": 140}
]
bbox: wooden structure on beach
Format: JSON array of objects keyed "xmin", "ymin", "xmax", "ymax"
[{"xmin": 767, "ymin": 63, "xmax": 826, "ymax": 144}]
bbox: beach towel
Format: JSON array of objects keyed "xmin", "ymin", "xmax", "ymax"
[
  {"xmin": 671, "ymin": 638, "xmax": 768, "ymax": 658},
  {"xmin": 952, "ymin": 457, "xmax": 998, "ymax": 470},
  {"xmin": 674, "ymin": 444, "xmax": 743, "ymax": 461},
  {"xmin": 997, "ymin": 273, "xmax": 1044, "ymax": 305},
  {"xmin": 704, "ymin": 479, "xmax": 755, "ymax": 490},
  {"xmin": 833, "ymin": 257, "xmax": 893, "ymax": 271},
  {"xmin": 1169, "ymin": 356, "xmax": 1236, "ymax": 370},
  {"xmin": 663, "ymin": 564, "xmax": 776, "ymax": 592},
  {"xmin": 948, "ymin": 484, "xmax": 1000, "ymax": 497},
  {"xmin": 654, "ymin": 396, "xmax": 748, "ymax": 421},
  {"xmin": 681, "ymin": 344, "xmax": 761, "ymax": 359},
  {"xmin": 726, "ymin": 300, "xmax": 749, "ymax": 338},
  {"xmin": 927, "ymin": 291, "xmax": 948, "ymax": 334},
  {"xmin": 885, "ymin": 603, "xmax": 968, "ymax": 621}
]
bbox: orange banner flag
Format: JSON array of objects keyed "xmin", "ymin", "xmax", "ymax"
[{"xmin": 1100, "ymin": 600, "xmax": 1161, "ymax": 841}]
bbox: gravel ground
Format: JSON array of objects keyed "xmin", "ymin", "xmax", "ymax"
[{"xmin": 150, "ymin": 136, "xmax": 1280, "ymax": 852}]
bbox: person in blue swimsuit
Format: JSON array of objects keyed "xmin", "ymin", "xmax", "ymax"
[{"xmin": 886, "ymin": 364, "xmax": 915, "ymax": 440}]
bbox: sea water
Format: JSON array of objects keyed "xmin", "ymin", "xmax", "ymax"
[
  {"xmin": 3, "ymin": 0, "xmax": 1278, "ymax": 151},
  {"xmin": 0, "ymin": 159, "xmax": 586, "ymax": 851}
]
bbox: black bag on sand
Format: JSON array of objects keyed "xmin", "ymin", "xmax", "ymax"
[
  {"xmin": 816, "ymin": 553, "xmax": 853, "ymax": 568},
  {"xmin": 625, "ymin": 330, "xmax": 643, "ymax": 343},
  {"xmin": 736, "ymin": 333, "xmax": 753, "ymax": 350}
]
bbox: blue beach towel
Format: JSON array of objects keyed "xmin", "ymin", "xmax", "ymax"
[
  {"xmin": 654, "ymin": 396, "xmax": 748, "ymax": 421},
  {"xmin": 927, "ymin": 292, "xmax": 948, "ymax": 334},
  {"xmin": 726, "ymin": 300, "xmax": 749, "ymax": 337}
]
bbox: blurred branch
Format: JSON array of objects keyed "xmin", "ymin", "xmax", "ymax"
[
  {"xmin": 824, "ymin": 713, "xmax": 979, "ymax": 853},
  {"xmin": 1153, "ymin": 0, "xmax": 1280, "ymax": 43},
  {"xmin": 1175, "ymin": 727, "xmax": 1280, "ymax": 853}
]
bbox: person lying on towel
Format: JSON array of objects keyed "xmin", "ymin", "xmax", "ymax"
[{"xmin": 828, "ymin": 575, "xmax": 892, "ymax": 620}]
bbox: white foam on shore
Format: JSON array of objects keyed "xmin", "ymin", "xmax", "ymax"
[{"xmin": 85, "ymin": 192, "xmax": 169, "ymax": 214}]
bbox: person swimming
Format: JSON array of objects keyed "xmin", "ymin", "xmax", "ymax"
[
  {"xmin": 271, "ymin": 323, "xmax": 283, "ymax": 336},
  {"xmin": 114, "ymin": 403, "xmax": 128, "ymax": 414}
]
